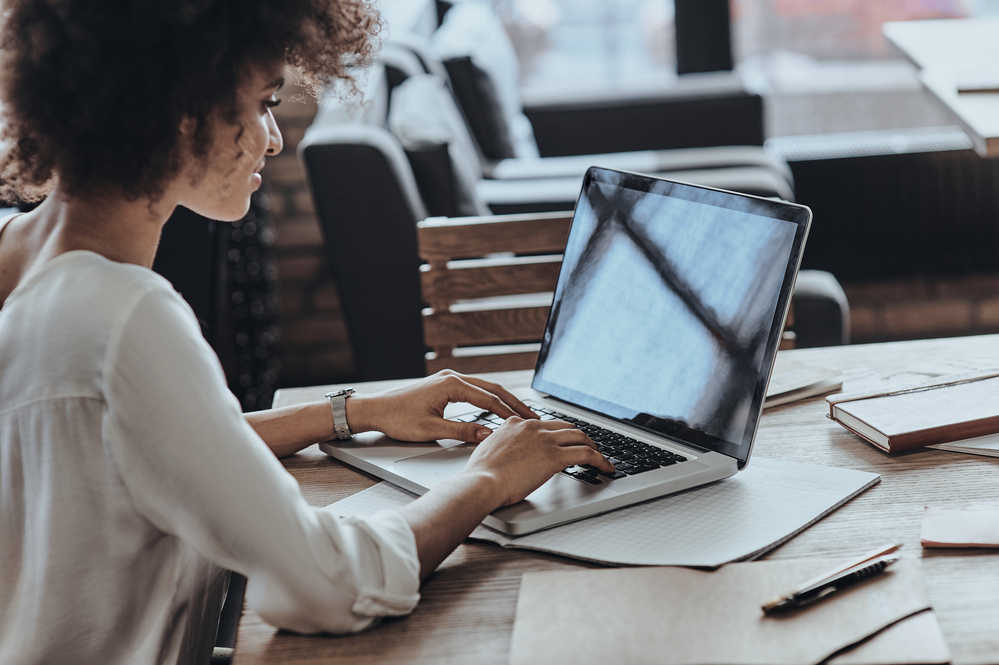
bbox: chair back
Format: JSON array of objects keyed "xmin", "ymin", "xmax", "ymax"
[
  {"xmin": 418, "ymin": 211, "xmax": 797, "ymax": 375},
  {"xmin": 418, "ymin": 211, "xmax": 571, "ymax": 374}
]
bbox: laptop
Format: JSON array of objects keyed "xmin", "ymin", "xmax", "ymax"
[{"xmin": 321, "ymin": 166, "xmax": 811, "ymax": 535}]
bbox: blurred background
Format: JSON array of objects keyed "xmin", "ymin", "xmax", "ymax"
[
  {"xmin": 503, "ymin": 0, "xmax": 999, "ymax": 135},
  {"xmin": 103, "ymin": 0, "xmax": 999, "ymax": 405}
]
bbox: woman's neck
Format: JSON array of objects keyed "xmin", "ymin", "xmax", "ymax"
[{"xmin": 26, "ymin": 183, "xmax": 175, "ymax": 268}]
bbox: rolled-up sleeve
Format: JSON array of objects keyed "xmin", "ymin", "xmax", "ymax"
[{"xmin": 103, "ymin": 287, "xmax": 421, "ymax": 633}]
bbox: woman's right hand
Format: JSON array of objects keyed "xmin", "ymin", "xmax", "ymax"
[{"xmin": 464, "ymin": 418, "xmax": 615, "ymax": 507}]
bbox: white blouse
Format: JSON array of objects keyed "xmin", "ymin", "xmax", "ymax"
[{"xmin": 0, "ymin": 236, "xmax": 420, "ymax": 665}]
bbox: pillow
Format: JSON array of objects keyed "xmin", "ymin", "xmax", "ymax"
[
  {"xmin": 388, "ymin": 74, "xmax": 490, "ymax": 217},
  {"xmin": 431, "ymin": 2, "xmax": 539, "ymax": 160}
]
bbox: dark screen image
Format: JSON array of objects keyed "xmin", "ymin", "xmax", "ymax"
[{"xmin": 533, "ymin": 172, "xmax": 799, "ymax": 461}]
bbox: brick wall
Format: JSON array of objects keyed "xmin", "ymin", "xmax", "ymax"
[
  {"xmin": 845, "ymin": 274, "xmax": 999, "ymax": 344},
  {"xmin": 269, "ymin": 79, "xmax": 354, "ymax": 388}
]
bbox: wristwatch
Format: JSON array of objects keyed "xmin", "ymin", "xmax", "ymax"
[{"xmin": 324, "ymin": 388, "xmax": 355, "ymax": 440}]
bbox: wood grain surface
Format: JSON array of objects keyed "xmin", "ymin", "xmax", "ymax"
[
  {"xmin": 417, "ymin": 212, "xmax": 571, "ymax": 262},
  {"xmin": 424, "ymin": 350, "xmax": 539, "ymax": 375},
  {"xmin": 420, "ymin": 256, "xmax": 562, "ymax": 303},
  {"xmin": 422, "ymin": 305, "xmax": 551, "ymax": 347},
  {"xmin": 235, "ymin": 336, "xmax": 999, "ymax": 665}
]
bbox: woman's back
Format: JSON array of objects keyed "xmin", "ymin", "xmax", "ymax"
[{"xmin": 0, "ymin": 249, "xmax": 227, "ymax": 665}]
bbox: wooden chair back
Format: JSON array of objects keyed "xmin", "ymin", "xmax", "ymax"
[
  {"xmin": 417, "ymin": 211, "xmax": 795, "ymax": 376},
  {"xmin": 418, "ymin": 211, "xmax": 570, "ymax": 374}
]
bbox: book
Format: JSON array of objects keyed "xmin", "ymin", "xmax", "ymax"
[
  {"xmin": 827, "ymin": 372, "xmax": 999, "ymax": 454},
  {"xmin": 921, "ymin": 505, "xmax": 999, "ymax": 548},
  {"xmin": 765, "ymin": 355, "xmax": 842, "ymax": 409}
]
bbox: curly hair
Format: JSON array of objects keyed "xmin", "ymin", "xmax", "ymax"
[{"xmin": 0, "ymin": 0, "xmax": 380, "ymax": 203}]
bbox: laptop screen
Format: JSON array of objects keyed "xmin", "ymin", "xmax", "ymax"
[{"xmin": 532, "ymin": 167, "xmax": 810, "ymax": 465}]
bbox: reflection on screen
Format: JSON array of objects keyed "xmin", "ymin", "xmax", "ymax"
[{"xmin": 533, "ymin": 174, "xmax": 798, "ymax": 459}]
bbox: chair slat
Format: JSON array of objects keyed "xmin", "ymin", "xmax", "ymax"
[
  {"xmin": 423, "ymin": 306, "xmax": 550, "ymax": 347},
  {"xmin": 418, "ymin": 212, "xmax": 572, "ymax": 262},
  {"xmin": 425, "ymin": 350, "xmax": 539, "ymax": 374},
  {"xmin": 421, "ymin": 256, "xmax": 562, "ymax": 304}
]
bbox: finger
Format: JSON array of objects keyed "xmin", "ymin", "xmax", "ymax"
[
  {"xmin": 544, "ymin": 428, "xmax": 596, "ymax": 448},
  {"xmin": 431, "ymin": 418, "xmax": 492, "ymax": 443},
  {"xmin": 560, "ymin": 445, "xmax": 614, "ymax": 472},
  {"xmin": 532, "ymin": 419, "xmax": 582, "ymax": 431},
  {"xmin": 459, "ymin": 375, "xmax": 537, "ymax": 419},
  {"xmin": 447, "ymin": 377, "xmax": 519, "ymax": 419}
]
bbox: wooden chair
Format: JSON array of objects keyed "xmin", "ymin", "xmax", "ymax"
[{"xmin": 417, "ymin": 211, "xmax": 796, "ymax": 376}]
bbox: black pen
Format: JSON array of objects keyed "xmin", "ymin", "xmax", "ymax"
[{"xmin": 761, "ymin": 554, "xmax": 899, "ymax": 614}]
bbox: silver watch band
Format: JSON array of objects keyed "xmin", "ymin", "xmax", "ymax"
[{"xmin": 324, "ymin": 388, "xmax": 355, "ymax": 440}]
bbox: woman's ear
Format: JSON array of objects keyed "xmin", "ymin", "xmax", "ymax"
[{"xmin": 178, "ymin": 115, "xmax": 196, "ymax": 136}]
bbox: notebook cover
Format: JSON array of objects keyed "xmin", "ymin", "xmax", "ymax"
[
  {"xmin": 327, "ymin": 459, "xmax": 879, "ymax": 568},
  {"xmin": 921, "ymin": 505, "xmax": 999, "ymax": 548},
  {"xmin": 827, "ymin": 374, "xmax": 999, "ymax": 453}
]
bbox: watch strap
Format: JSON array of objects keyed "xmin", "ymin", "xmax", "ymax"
[{"xmin": 324, "ymin": 388, "xmax": 355, "ymax": 440}]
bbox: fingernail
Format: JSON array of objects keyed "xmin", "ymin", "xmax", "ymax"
[{"xmin": 476, "ymin": 427, "xmax": 490, "ymax": 441}]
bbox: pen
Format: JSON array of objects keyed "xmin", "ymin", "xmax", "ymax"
[{"xmin": 761, "ymin": 546, "xmax": 902, "ymax": 614}]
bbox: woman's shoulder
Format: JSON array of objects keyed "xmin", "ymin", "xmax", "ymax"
[
  {"xmin": 2, "ymin": 249, "xmax": 200, "ymax": 357},
  {"xmin": 0, "ymin": 251, "xmax": 196, "ymax": 405},
  {"xmin": 21, "ymin": 249, "xmax": 181, "ymax": 313}
]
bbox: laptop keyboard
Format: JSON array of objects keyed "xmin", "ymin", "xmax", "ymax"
[{"xmin": 455, "ymin": 405, "xmax": 688, "ymax": 485}]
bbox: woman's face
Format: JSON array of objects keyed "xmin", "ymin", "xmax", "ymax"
[{"xmin": 178, "ymin": 66, "xmax": 284, "ymax": 222}]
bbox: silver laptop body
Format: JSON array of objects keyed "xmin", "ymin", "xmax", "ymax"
[{"xmin": 322, "ymin": 167, "xmax": 812, "ymax": 535}]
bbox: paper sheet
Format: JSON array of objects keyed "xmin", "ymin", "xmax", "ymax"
[
  {"xmin": 929, "ymin": 431, "xmax": 999, "ymax": 458},
  {"xmin": 921, "ymin": 505, "xmax": 999, "ymax": 548},
  {"xmin": 329, "ymin": 458, "xmax": 880, "ymax": 567},
  {"xmin": 509, "ymin": 560, "xmax": 949, "ymax": 665}
]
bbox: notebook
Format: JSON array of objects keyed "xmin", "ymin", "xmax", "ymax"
[
  {"xmin": 827, "ymin": 372, "xmax": 999, "ymax": 453},
  {"xmin": 921, "ymin": 505, "xmax": 999, "ymax": 548},
  {"xmin": 328, "ymin": 458, "xmax": 879, "ymax": 568},
  {"xmin": 509, "ymin": 559, "xmax": 949, "ymax": 665},
  {"xmin": 765, "ymin": 355, "xmax": 842, "ymax": 409}
]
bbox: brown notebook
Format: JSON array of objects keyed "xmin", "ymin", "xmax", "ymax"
[{"xmin": 827, "ymin": 372, "xmax": 999, "ymax": 454}]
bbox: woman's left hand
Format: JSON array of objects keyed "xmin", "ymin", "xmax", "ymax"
[{"xmin": 346, "ymin": 369, "xmax": 538, "ymax": 443}]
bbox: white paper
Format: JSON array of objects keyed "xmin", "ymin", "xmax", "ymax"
[
  {"xmin": 328, "ymin": 458, "xmax": 879, "ymax": 568},
  {"xmin": 929, "ymin": 431, "xmax": 999, "ymax": 457}
]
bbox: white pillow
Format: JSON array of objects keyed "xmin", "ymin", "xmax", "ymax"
[{"xmin": 432, "ymin": 2, "xmax": 539, "ymax": 159}]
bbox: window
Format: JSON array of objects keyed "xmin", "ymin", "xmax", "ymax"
[{"xmin": 496, "ymin": 0, "xmax": 676, "ymax": 96}]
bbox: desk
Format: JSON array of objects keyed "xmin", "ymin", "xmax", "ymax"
[
  {"xmin": 885, "ymin": 18, "xmax": 999, "ymax": 157},
  {"xmin": 234, "ymin": 336, "xmax": 999, "ymax": 665}
]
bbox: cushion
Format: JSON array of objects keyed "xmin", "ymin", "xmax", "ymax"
[
  {"xmin": 431, "ymin": 2, "xmax": 539, "ymax": 160},
  {"xmin": 387, "ymin": 74, "xmax": 490, "ymax": 217},
  {"xmin": 477, "ymin": 166, "xmax": 795, "ymax": 214}
]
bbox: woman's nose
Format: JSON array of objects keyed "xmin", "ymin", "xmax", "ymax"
[{"xmin": 265, "ymin": 115, "xmax": 283, "ymax": 157}]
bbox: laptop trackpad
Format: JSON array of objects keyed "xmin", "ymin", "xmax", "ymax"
[{"xmin": 391, "ymin": 445, "xmax": 477, "ymax": 489}]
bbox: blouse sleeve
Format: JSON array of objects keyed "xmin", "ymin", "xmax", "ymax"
[{"xmin": 102, "ymin": 286, "xmax": 420, "ymax": 634}]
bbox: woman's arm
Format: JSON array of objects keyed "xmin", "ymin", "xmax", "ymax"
[
  {"xmin": 246, "ymin": 370, "xmax": 539, "ymax": 458},
  {"xmin": 245, "ymin": 398, "xmax": 383, "ymax": 459},
  {"xmin": 246, "ymin": 371, "xmax": 614, "ymax": 579}
]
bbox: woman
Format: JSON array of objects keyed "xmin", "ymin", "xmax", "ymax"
[{"xmin": 0, "ymin": 1, "xmax": 612, "ymax": 663}]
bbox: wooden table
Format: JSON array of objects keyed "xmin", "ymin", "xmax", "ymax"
[
  {"xmin": 885, "ymin": 18, "xmax": 999, "ymax": 156},
  {"xmin": 234, "ymin": 335, "xmax": 999, "ymax": 665}
]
